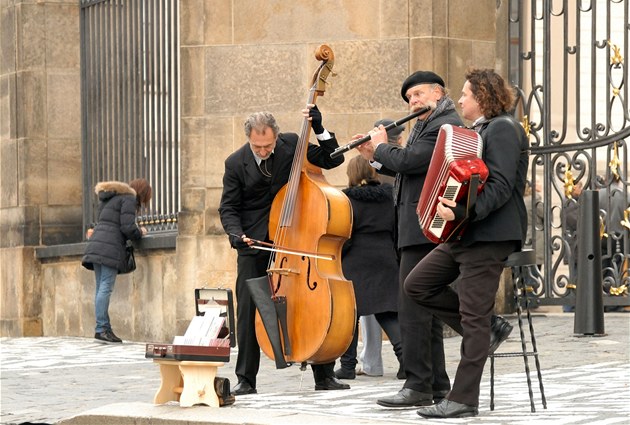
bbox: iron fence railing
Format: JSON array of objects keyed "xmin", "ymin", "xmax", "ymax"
[
  {"xmin": 80, "ymin": 0, "xmax": 180, "ymax": 234},
  {"xmin": 508, "ymin": 0, "xmax": 629, "ymax": 307}
]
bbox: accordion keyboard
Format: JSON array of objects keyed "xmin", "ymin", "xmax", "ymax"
[{"xmin": 428, "ymin": 177, "xmax": 463, "ymax": 235}]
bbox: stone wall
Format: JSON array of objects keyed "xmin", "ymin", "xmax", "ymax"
[
  {"xmin": 1, "ymin": 0, "xmax": 83, "ymax": 337},
  {"xmin": 1, "ymin": 0, "xmax": 509, "ymax": 340},
  {"xmin": 177, "ymin": 0, "xmax": 507, "ymax": 335},
  {"xmin": 38, "ymin": 246, "xmax": 180, "ymax": 341}
]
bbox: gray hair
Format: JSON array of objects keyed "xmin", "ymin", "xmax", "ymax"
[
  {"xmin": 244, "ymin": 112, "xmax": 280, "ymax": 138},
  {"xmin": 432, "ymin": 83, "xmax": 448, "ymax": 97}
]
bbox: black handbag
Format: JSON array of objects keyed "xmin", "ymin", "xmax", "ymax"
[{"xmin": 120, "ymin": 240, "xmax": 136, "ymax": 274}]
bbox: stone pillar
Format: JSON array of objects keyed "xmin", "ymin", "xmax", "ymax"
[{"xmin": 0, "ymin": 1, "xmax": 81, "ymax": 336}]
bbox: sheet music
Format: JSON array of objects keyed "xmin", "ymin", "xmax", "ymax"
[{"xmin": 175, "ymin": 315, "xmax": 226, "ymax": 346}]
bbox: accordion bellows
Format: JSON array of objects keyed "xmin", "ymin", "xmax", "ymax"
[{"xmin": 417, "ymin": 124, "xmax": 488, "ymax": 244}]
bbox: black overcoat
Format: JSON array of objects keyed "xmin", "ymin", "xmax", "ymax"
[
  {"xmin": 82, "ymin": 181, "xmax": 143, "ymax": 273},
  {"xmin": 341, "ymin": 183, "xmax": 399, "ymax": 315},
  {"xmin": 374, "ymin": 108, "xmax": 463, "ymax": 249}
]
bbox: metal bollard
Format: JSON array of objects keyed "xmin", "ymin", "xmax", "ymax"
[{"xmin": 574, "ymin": 190, "xmax": 606, "ymax": 336}]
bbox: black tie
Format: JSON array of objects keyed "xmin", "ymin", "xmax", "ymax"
[{"xmin": 259, "ymin": 154, "xmax": 273, "ymax": 178}]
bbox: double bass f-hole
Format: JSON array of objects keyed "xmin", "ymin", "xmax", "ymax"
[
  {"xmin": 273, "ymin": 255, "xmax": 318, "ymax": 293},
  {"xmin": 274, "ymin": 256, "xmax": 288, "ymax": 294},
  {"xmin": 302, "ymin": 256, "xmax": 318, "ymax": 291}
]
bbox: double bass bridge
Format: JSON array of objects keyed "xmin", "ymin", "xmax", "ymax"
[{"xmin": 267, "ymin": 267, "xmax": 299, "ymax": 276}]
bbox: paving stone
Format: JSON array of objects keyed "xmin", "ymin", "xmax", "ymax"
[{"xmin": 1, "ymin": 311, "xmax": 628, "ymax": 425}]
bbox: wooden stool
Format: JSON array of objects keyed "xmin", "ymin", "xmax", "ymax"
[
  {"xmin": 153, "ymin": 359, "xmax": 224, "ymax": 407},
  {"xmin": 490, "ymin": 249, "xmax": 547, "ymax": 412}
]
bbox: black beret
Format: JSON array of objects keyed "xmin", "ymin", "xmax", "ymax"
[{"xmin": 400, "ymin": 71, "xmax": 446, "ymax": 102}]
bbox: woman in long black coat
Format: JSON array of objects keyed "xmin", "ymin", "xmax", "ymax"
[
  {"xmin": 82, "ymin": 179, "xmax": 151, "ymax": 344},
  {"xmin": 334, "ymin": 156, "xmax": 403, "ymax": 379}
]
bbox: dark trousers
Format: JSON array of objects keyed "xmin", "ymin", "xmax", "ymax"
[
  {"xmin": 235, "ymin": 251, "xmax": 270, "ymax": 388},
  {"xmin": 235, "ymin": 251, "xmax": 337, "ymax": 387},
  {"xmin": 399, "ymin": 245, "xmax": 450, "ymax": 394},
  {"xmin": 311, "ymin": 361, "xmax": 336, "ymax": 382},
  {"xmin": 338, "ymin": 311, "xmax": 402, "ymax": 370},
  {"xmin": 404, "ymin": 241, "xmax": 515, "ymax": 406}
]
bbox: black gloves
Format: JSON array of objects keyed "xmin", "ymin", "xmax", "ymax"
[
  {"xmin": 309, "ymin": 105, "xmax": 325, "ymax": 134},
  {"xmin": 451, "ymin": 201, "xmax": 468, "ymax": 222},
  {"xmin": 450, "ymin": 199, "xmax": 477, "ymax": 222},
  {"xmin": 229, "ymin": 233, "xmax": 249, "ymax": 250}
]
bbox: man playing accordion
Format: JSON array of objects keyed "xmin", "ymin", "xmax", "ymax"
[{"xmin": 405, "ymin": 69, "xmax": 529, "ymax": 419}]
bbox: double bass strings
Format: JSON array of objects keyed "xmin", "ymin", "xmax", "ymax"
[{"xmin": 269, "ymin": 85, "xmax": 322, "ymax": 271}]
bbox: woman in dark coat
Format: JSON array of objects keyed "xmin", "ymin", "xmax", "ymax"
[
  {"xmin": 82, "ymin": 179, "xmax": 151, "ymax": 343},
  {"xmin": 334, "ymin": 156, "xmax": 403, "ymax": 379}
]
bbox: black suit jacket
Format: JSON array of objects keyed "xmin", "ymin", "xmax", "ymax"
[
  {"xmin": 460, "ymin": 114, "xmax": 529, "ymax": 248},
  {"xmin": 218, "ymin": 132, "xmax": 344, "ymax": 254}
]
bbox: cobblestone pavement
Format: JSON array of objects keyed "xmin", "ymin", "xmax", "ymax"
[{"xmin": 1, "ymin": 311, "xmax": 629, "ymax": 425}]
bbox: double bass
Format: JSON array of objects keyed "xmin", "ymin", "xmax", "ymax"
[{"xmin": 250, "ymin": 45, "xmax": 356, "ymax": 367}]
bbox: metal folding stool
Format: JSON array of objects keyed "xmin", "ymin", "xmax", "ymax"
[{"xmin": 490, "ymin": 249, "xmax": 547, "ymax": 412}]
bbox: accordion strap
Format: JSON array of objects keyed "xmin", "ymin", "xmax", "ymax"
[
  {"xmin": 443, "ymin": 173, "xmax": 482, "ymax": 243},
  {"xmin": 466, "ymin": 173, "xmax": 481, "ymax": 216}
]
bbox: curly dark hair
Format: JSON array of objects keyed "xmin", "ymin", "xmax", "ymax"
[{"xmin": 465, "ymin": 69, "xmax": 516, "ymax": 118}]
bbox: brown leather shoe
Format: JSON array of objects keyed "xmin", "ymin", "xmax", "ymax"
[{"xmin": 214, "ymin": 377, "xmax": 235, "ymax": 406}]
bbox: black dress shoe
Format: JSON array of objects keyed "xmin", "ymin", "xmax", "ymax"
[
  {"xmin": 376, "ymin": 388, "xmax": 433, "ymax": 408},
  {"xmin": 233, "ymin": 381, "xmax": 257, "ymax": 395},
  {"xmin": 417, "ymin": 398, "xmax": 479, "ymax": 418},
  {"xmin": 433, "ymin": 389, "xmax": 450, "ymax": 404},
  {"xmin": 334, "ymin": 367, "xmax": 356, "ymax": 380},
  {"xmin": 314, "ymin": 376, "xmax": 350, "ymax": 390},
  {"xmin": 489, "ymin": 315, "xmax": 513, "ymax": 354}
]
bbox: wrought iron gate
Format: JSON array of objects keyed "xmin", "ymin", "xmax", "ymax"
[{"xmin": 508, "ymin": 0, "xmax": 629, "ymax": 308}]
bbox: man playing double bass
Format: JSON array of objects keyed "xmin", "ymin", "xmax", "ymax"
[{"xmin": 218, "ymin": 107, "xmax": 350, "ymax": 395}]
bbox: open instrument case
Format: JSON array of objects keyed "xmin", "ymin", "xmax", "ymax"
[{"xmin": 145, "ymin": 288, "xmax": 235, "ymax": 362}]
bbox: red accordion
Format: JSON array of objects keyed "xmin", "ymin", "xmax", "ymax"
[{"xmin": 417, "ymin": 124, "xmax": 489, "ymax": 244}]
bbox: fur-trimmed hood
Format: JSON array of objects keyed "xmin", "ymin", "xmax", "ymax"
[
  {"xmin": 95, "ymin": 181, "xmax": 136, "ymax": 202},
  {"xmin": 343, "ymin": 182, "xmax": 393, "ymax": 203}
]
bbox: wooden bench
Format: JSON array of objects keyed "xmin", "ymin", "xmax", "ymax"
[{"xmin": 152, "ymin": 359, "xmax": 225, "ymax": 407}]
